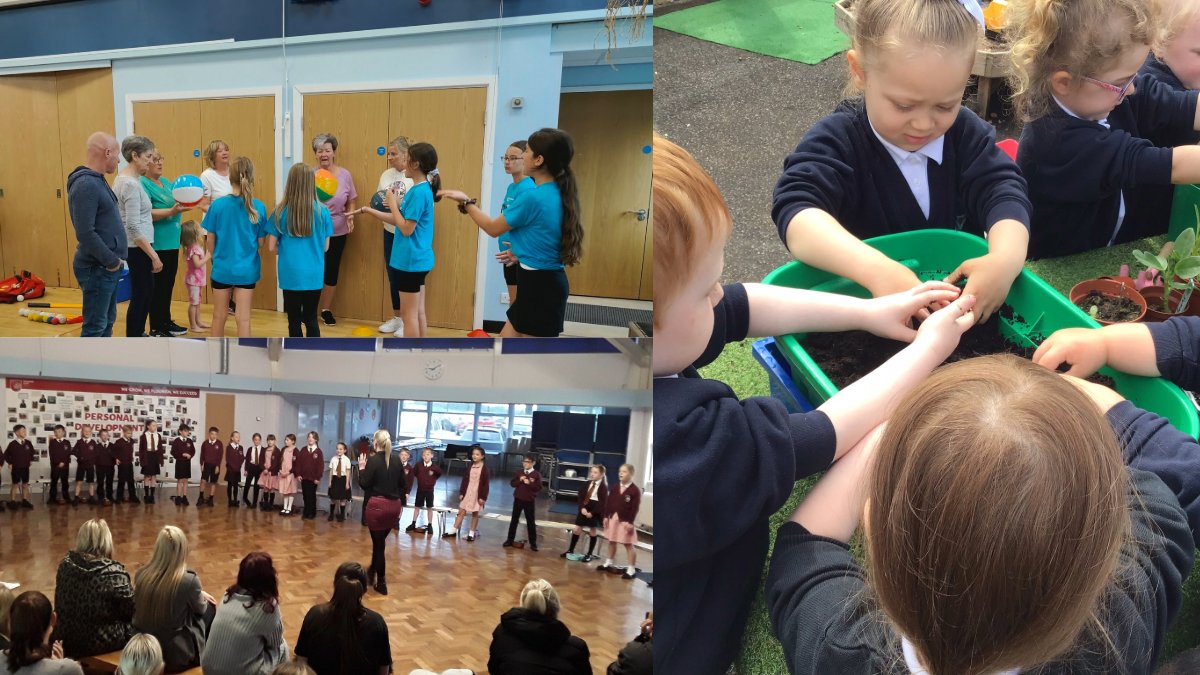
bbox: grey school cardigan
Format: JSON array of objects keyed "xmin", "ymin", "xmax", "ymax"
[{"xmin": 199, "ymin": 591, "xmax": 288, "ymax": 675}]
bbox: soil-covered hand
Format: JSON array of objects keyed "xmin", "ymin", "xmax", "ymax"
[
  {"xmin": 861, "ymin": 281, "xmax": 962, "ymax": 342},
  {"xmin": 1060, "ymin": 373, "xmax": 1125, "ymax": 413},
  {"xmin": 862, "ymin": 260, "xmax": 924, "ymax": 301},
  {"xmin": 1032, "ymin": 328, "xmax": 1107, "ymax": 377},
  {"xmin": 943, "ymin": 253, "xmax": 1022, "ymax": 323},
  {"xmin": 913, "ymin": 293, "xmax": 977, "ymax": 358}
]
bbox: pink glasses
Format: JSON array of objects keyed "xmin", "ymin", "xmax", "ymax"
[{"xmin": 1080, "ymin": 75, "xmax": 1135, "ymax": 100}]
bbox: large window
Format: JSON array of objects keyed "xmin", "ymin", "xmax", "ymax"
[{"xmin": 389, "ymin": 401, "xmax": 627, "ymax": 448}]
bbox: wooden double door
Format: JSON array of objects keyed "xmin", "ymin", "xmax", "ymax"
[
  {"xmin": 301, "ymin": 87, "xmax": 486, "ymax": 330},
  {"xmin": 0, "ymin": 68, "xmax": 115, "ymax": 288},
  {"xmin": 132, "ymin": 96, "xmax": 278, "ymax": 310}
]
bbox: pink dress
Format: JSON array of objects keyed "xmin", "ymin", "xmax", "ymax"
[
  {"xmin": 184, "ymin": 245, "xmax": 207, "ymax": 287},
  {"xmin": 258, "ymin": 448, "xmax": 278, "ymax": 490},
  {"xmin": 459, "ymin": 463, "xmax": 485, "ymax": 513},
  {"xmin": 604, "ymin": 484, "xmax": 638, "ymax": 545},
  {"xmin": 277, "ymin": 447, "xmax": 298, "ymax": 495}
]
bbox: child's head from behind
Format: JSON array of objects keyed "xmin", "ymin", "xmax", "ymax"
[
  {"xmin": 1155, "ymin": 0, "xmax": 1200, "ymax": 88},
  {"xmin": 651, "ymin": 134, "xmax": 733, "ymax": 375},
  {"xmin": 1009, "ymin": 0, "xmax": 1156, "ymax": 120},
  {"xmin": 865, "ymin": 355, "xmax": 1129, "ymax": 675},
  {"xmin": 116, "ymin": 634, "xmax": 163, "ymax": 675},
  {"xmin": 180, "ymin": 220, "xmax": 201, "ymax": 249},
  {"xmin": 847, "ymin": 0, "xmax": 979, "ymax": 152}
]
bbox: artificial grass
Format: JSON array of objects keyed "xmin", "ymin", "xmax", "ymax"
[
  {"xmin": 656, "ymin": 0, "xmax": 849, "ymax": 65},
  {"xmin": 704, "ymin": 247, "xmax": 1200, "ymax": 671}
]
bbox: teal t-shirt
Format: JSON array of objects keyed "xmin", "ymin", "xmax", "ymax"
[
  {"xmin": 206, "ymin": 195, "xmax": 268, "ymax": 286},
  {"xmin": 389, "ymin": 181, "xmax": 435, "ymax": 273},
  {"xmin": 504, "ymin": 181, "xmax": 564, "ymax": 271},
  {"xmin": 269, "ymin": 203, "xmax": 333, "ymax": 291},
  {"xmin": 140, "ymin": 175, "xmax": 182, "ymax": 251},
  {"xmin": 498, "ymin": 176, "xmax": 535, "ymax": 252}
]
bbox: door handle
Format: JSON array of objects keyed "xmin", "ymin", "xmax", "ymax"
[{"xmin": 624, "ymin": 209, "xmax": 648, "ymax": 221}]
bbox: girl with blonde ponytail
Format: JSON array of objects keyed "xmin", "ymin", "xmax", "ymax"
[
  {"xmin": 356, "ymin": 430, "xmax": 405, "ymax": 595},
  {"xmin": 1008, "ymin": 0, "xmax": 1200, "ymax": 258},
  {"xmin": 439, "ymin": 127, "xmax": 582, "ymax": 337},
  {"xmin": 132, "ymin": 526, "xmax": 215, "ymax": 673},
  {"xmin": 204, "ymin": 156, "xmax": 268, "ymax": 337},
  {"xmin": 268, "ymin": 163, "xmax": 333, "ymax": 337}
]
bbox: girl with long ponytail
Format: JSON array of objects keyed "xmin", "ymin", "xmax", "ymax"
[
  {"xmin": 4, "ymin": 591, "xmax": 79, "ymax": 674},
  {"xmin": 355, "ymin": 430, "xmax": 406, "ymax": 596},
  {"xmin": 383, "ymin": 142, "xmax": 440, "ymax": 338},
  {"xmin": 440, "ymin": 127, "xmax": 582, "ymax": 337},
  {"xmin": 205, "ymin": 155, "xmax": 268, "ymax": 338}
]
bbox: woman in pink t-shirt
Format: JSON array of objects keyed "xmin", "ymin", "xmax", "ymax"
[{"xmin": 312, "ymin": 133, "xmax": 357, "ymax": 327}]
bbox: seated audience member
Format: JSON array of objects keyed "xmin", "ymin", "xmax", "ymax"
[
  {"xmin": 295, "ymin": 563, "xmax": 391, "ymax": 675},
  {"xmin": 53, "ymin": 519, "xmax": 134, "ymax": 657},
  {"xmin": 132, "ymin": 526, "xmax": 216, "ymax": 673},
  {"xmin": 487, "ymin": 579, "xmax": 590, "ymax": 675},
  {"xmin": 117, "ymin": 634, "xmax": 164, "ymax": 675},
  {"xmin": 607, "ymin": 613, "xmax": 652, "ymax": 675},
  {"xmin": 200, "ymin": 552, "xmax": 288, "ymax": 675},
  {"xmin": 0, "ymin": 591, "xmax": 83, "ymax": 675}
]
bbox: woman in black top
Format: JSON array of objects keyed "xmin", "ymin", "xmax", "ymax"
[
  {"xmin": 295, "ymin": 562, "xmax": 391, "ymax": 675},
  {"xmin": 356, "ymin": 430, "xmax": 405, "ymax": 595}
]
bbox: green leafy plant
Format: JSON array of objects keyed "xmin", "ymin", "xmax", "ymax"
[{"xmin": 1133, "ymin": 208, "xmax": 1200, "ymax": 314}]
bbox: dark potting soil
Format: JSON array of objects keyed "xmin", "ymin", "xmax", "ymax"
[
  {"xmin": 801, "ymin": 310, "xmax": 1117, "ymax": 390},
  {"xmin": 1073, "ymin": 291, "xmax": 1142, "ymax": 323}
]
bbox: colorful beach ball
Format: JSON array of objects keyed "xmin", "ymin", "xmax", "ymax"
[
  {"xmin": 171, "ymin": 175, "xmax": 205, "ymax": 207},
  {"xmin": 315, "ymin": 168, "xmax": 338, "ymax": 202}
]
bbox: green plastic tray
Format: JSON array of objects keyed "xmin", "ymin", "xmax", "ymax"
[
  {"xmin": 761, "ymin": 229, "xmax": 1200, "ymax": 438},
  {"xmin": 1169, "ymin": 183, "xmax": 1200, "ymax": 241}
]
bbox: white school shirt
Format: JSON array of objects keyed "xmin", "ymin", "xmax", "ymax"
[
  {"xmin": 249, "ymin": 445, "xmax": 262, "ymax": 465},
  {"xmin": 1053, "ymin": 95, "xmax": 1126, "ymax": 244},
  {"xmin": 585, "ymin": 480, "xmax": 600, "ymax": 502},
  {"xmin": 868, "ymin": 119, "xmax": 945, "ymax": 221},
  {"xmin": 329, "ymin": 455, "xmax": 350, "ymax": 476}
]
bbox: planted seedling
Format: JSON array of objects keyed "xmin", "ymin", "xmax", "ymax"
[{"xmin": 1133, "ymin": 211, "xmax": 1200, "ymax": 314}]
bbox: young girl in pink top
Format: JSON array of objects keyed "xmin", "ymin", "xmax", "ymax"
[
  {"xmin": 278, "ymin": 433, "xmax": 299, "ymax": 516},
  {"xmin": 257, "ymin": 434, "xmax": 279, "ymax": 511},
  {"xmin": 181, "ymin": 220, "xmax": 211, "ymax": 332}
]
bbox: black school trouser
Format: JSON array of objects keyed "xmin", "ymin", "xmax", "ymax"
[
  {"xmin": 283, "ymin": 289, "xmax": 321, "ymax": 337},
  {"xmin": 507, "ymin": 498, "xmax": 537, "ymax": 545},
  {"xmin": 116, "ymin": 465, "xmax": 136, "ymax": 501},
  {"xmin": 97, "ymin": 466, "xmax": 115, "ymax": 501},
  {"xmin": 226, "ymin": 471, "xmax": 241, "ymax": 504},
  {"xmin": 243, "ymin": 466, "xmax": 261, "ymax": 503},
  {"xmin": 49, "ymin": 466, "xmax": 70, "ymax": 500},
  {"xmin": 302, "ymin": 479, "xmax": 318, "ymax": 517}
]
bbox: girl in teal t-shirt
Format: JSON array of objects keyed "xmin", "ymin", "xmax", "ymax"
[
  {"xmin": 440, "ymin": 128, "xmax": 583, "ymax": 337},
  {"xmin": 385, "ymin": 141, "xmax": 440, "ymax": 338},
  {"xmin": 205, "ymin": 156, "xmax": 267, "ymax": 337},
  {"xmin": 269, "ymin": 164, "xmax": 334, "ymax": 337}
]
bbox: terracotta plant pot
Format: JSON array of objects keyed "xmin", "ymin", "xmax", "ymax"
[
  {"xmin": 1140, "ymin": 286, "xmax": 1193, "ymax": 321},
  {"xmin": 1069, "ymin": 278, "xmax": 1148, "ymax": 325}
]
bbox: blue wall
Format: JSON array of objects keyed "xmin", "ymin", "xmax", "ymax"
[{"xmin": 0, "ymin": 0, "xmax": 619, "ymax": 59}]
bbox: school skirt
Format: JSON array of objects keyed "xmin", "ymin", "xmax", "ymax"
[
  {"xmin": 328, "ymin": 475, "xmax": 351, "ymax": 500},
  {"xmin": 604, "ymin": 513, "xmax": 637, "ymax": 545},
  {"xmin": 259, "ymin": 472, "xmax": 279, "ymax": 491},
  {"xmin": 507, "ymin": 268, "xmax": 568, "ymax": 337},
  {"xmin": 365, "ymin": 495, "xmax": 403, "ymax": 532},
  {"xmin": 175, "ymin": 460, "xmax": 191, "ymax": 480},
  {"xmin": 575, "ymin": 499, "xmax": 603, "ymax": 528}
]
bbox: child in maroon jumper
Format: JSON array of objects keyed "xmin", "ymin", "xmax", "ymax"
[
  {"xmin": 48, "ymin": 425, "xmax": 72, "ymax": 505},
  {"xmin": 170, "ymin": 423, "xmax": 196, "ymax": 506},
  {"xmin": 259, "ymin": 434, "xmax": 281, "ymax": 511},
  {"xmin": 71, "ymin": 424, "xmax": 99, "ymax": 506},
  {"xmin": 299, "ymin": 431, "xmax": 325, "ymax": 520},
  {"xmin": 199, "ymin": 426, "xmax": 224, "ymax": 507},
  {"xmin": 95, "ymin": 428, "xmax": 116, "ymax": 505},
  {"xmin": 399, "ymin": 448, "xmax": 414, "ymax": 509},
  {"xmin": 446, "ymin": 444, "xmax": 490, "ymax": 541},
  {"xmin": 139, "ymin": 420, "xmax": 165, "ymax": 504},
  {"xmin": 225, "ymin": 431, "xmax": 245, "ymax": 509},
  {"xmin": 114, "ymin": 425, "xmax": 139, "ymax": 504},
  {"xmin": 243, "ymin": 432, "xmax": 265, "ymax": 508},
  {"xmin": 563, "ymin": 464, "xmax": 608, "ymax": 561},
  {"xmin": 597, "ymin": 463, "xmax": 642, "ymax": 579},
  {"xmin": 503, "ymin": 454, "xmax": 543, "ymax": 551},
  {"xmin": 4, "ymin": 424, "xmax": 35, "ymax": 509},
  {"xmin": 405, "ymin": 447, "xmax": 443, "ymax": 534}
]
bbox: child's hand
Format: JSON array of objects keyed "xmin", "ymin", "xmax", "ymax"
[
  {"xmin": 943, "ymin": 253, "xmax": 1022, "ymax": 323},
  {"xmin": 861, "ymin": 281, "xmax": 961, "ymax": 342},
  {"xmin": 1032, "ymin": 328, "xmax": 1108, "ymax": 377},
  {"xmin": 913, "ymin": 293, "xmax": 977, "ymax": 358},
  {"xmin": 52, "ymin": 641, "xmax": 63, "ymax": 660},
  {"xmin": 1059, "ymin": 374, "xmax": 1125, "ymax": 413},
  {"xmin": 438, "ymin": 189, "xmax": 470, "ymax": 203},
  {"xmin": 862, "ymin": 261, "xmax": 924, "ymax": 300}
]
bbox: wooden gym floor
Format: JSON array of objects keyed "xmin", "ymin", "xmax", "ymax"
[
  {"xmin": 0, "ymin": 479, "xmax": 653, "ymax": 674},
  {"xmin": 0, "ymin": 287, "xmax": 468, "ymax": 338}
]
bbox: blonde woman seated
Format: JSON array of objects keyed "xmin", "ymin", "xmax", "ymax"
[
  {"xmin": 200, "ymin": 552, "xmax": 288, "ymax": 674},
  {"xmin": 132, "ymin": 526, "xmax": 216, "ymax": 673},
  {"xmin": 53, "ymin": 519, "xmax": 134, "ymax": 658},
  {"xmin": 487, "ymin": 580, "xmax": 590, "ymax": 675},
  {"xmin": 116, "ymin": 634, "xmax": 163, "ymax": 675}
]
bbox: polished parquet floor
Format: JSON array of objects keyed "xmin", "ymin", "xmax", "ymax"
[{"xmin": 0, "ymin": 482, "xmax": 653, "ymax": 674}]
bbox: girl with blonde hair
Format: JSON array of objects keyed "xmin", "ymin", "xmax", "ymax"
[
  {"xmin": 268, "ymin": 163, "xmax": 333, "ymax": 337},
  {"xmin": 204, "ymin": 156, "xmax": 268, "ymax": 337},
  {"xmin": 356, "ymin": 430, "xmax": 405, "ymax": 595},
  {"xmin": 133, "ymin": 526, "xmax": 215, "ymax": 673}
]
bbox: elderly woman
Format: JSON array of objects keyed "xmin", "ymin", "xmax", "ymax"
[
  {"xmin": 115, "ymin": 135, "xmax": 161, "ymax": 337},
  {"xmin": 141, "ymin": 151, "xmax": 187, "ymax": 337},
  {"xmin": 53, "ymin": 519, "xmax": 135, "ymax": 658},
  {"xmin": 312, "ymin": 133, "xmax": 357, "ymax": 326},
  {"xmin": 487, "ymin": 579, "xmax": 591, "ymax": 675}
]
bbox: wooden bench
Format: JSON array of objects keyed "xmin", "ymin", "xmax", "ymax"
[{"xmin": 80, "ymin": 650, "xmax": 201, "ymax": 675}]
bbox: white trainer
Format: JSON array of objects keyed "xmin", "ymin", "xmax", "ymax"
[{"xmin": 378, "ymin": 317, "xmax": 402, "ymax": 333}]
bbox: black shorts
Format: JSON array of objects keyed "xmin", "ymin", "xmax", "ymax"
[
  {"xmin": 175, "ymin": 462, "xmax": 192, "ymax": 480},
  {"xmin": 324, "ymin": 233, "xmax": 348, "ymax": 286},
  {"xmin": 75, "ymin": 466, "xmax": 95, "ymax": 483},
  {"xmin": 201, "ymin": 464, "xmax": 220, "ymax": 482},
  {"xmin": 393, "ymin": 269, "xmax": 429, "ymax": 294},
  {"xmin": 575, "ymin": 500, "xmax": 603, "ymax": 528},
  {"xmin": 211, "ymin": 279, "xmax": 256, "ymax": 291},
  {"xmin": 502, "ymin": 262, "xmax": 520, "ymax": 286},
  {"xmin": 11, "ymin": 467, "xmax": 29, "ymax": 484},
  {"xmin": 507, "ymin": 268, "xmax": 568, "ymax": 337},
  {"xmin": 415, "ymin": 489, "xmax": 434, "ymax": 509}
]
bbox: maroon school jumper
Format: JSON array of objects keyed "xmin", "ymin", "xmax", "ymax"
[
  {"xmin": 4, "ymin": 439, "xmax": 34, "ymax": 469},
  {"xmin": 604, "ymin": 482, "xmax": 642, "ymax": 523},
  {"xmin": 225, "ymin": 443, "xmax": 245, "ymax": 474},
  {"xmin": 171, "ymin": 437, "xmax": 196, "ymax": 464},
  {"xmin": 457, "ymin": 463, "xmax": 491, "ymax": 501},
  {"xmin": 73, "ymin": 438, "xmax": 99, "ymax": 469},
  {"xmin": 510, "ymin": 469, "xmax": 543, "ymax": 502},
  {"xmin": 49, "ymin": 438, "xmax": 72, "ymax": 469},
  {"xmin": 96, "ymin": 441, "xmax": 116, "ymax": 468},
  {"xmin": 113, "ymin": 437, "xmax": 135, "ymax": 466},
  {"xmin": 578, "ymin": 478, "xmax": 609, "ymax": 510},
  {"xmin": 414, "ymin": 461, "xmax": 443, "ymax": 492},
  {"xmin": 200, "ymin": 439, "xmax": 224, "ymax": 469}
]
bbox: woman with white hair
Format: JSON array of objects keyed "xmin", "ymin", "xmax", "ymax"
[
  {"xmin": 311, "ymin": 132, "xmax": 357, "ymax": 326},
  {"xmin": 53, "ymin": 519, "xmax": 134, "ymax": 658},
  {"xmin": 487, "ymin": 579, "xmax": 591, "ymax": 675},
  {"xmin": 132, "ymin": 526, "xmax": 216, "ymax": 673}
]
